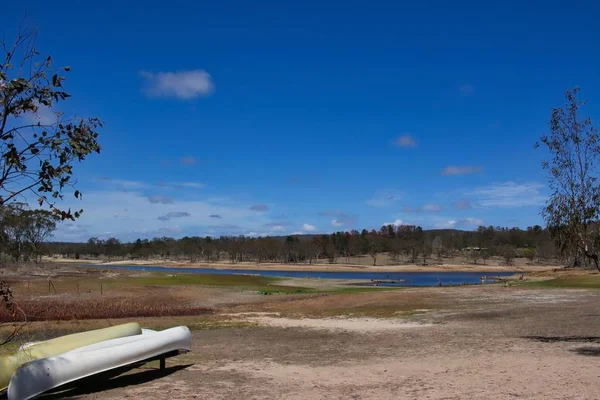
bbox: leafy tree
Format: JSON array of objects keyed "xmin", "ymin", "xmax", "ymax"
[
  {"xmin": 480, "ymin": 248, "xmax": 490, "ymax": 265},
  {"xmin": 523, "ymin": 247, "xmax": 536, "ymax": 264},
  {"xmin": 535, "ymin": 88, "xmax": 600, "ymax": 270},
  {"xmin": 499, "ymin": 245, "xmax": 517, "ymax": 266},
  {"xmin": 432, "ymin": 236, "xmax": 443, "ymax": 261},
  {"xmin": 0, "ymin": 202, "xmax": 57, "ymax": 262},
  {"xmin": 466, "ymin": 248, "xmax": 479, "ymax": 265},
  {"xmin": 104, "ymin": 237, "xmax": 123, "ymax": 261},
  {"xmin": 366, "ymin": 234, "xmax": 381, "ymax": 266},
  {"xmin": 0, "ymin": 29, "xmax": 101, "ymax": 220}
]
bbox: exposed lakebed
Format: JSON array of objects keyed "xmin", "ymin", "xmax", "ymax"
[{"xmin": 81, "ymin": 264, "xmax": 517, "ymax": 287}]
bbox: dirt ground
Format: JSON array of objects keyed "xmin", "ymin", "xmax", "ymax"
[{"xmin": 36, "ymin": 283, "xmax": 600, "ymax": 400}]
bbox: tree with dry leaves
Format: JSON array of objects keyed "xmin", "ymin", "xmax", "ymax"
[
  {"xmin": 1, "ymin": 28, "xmax": 102, "ymax": 220},
  {"xmin": 0, "ymin": 28, "xmax": 102, "ymax": 345},
  {"xmin": 536, "ymin": 87, "xmax": 600, "ymax": 271}
]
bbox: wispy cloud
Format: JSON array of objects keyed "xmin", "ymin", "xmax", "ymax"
[
  {"xmin": 250, "ymin": 204, "xmax": 269, "ymax": 212},
  {"xmin": 393, "ymin": 133, "xmax": 417, "ymax": 147},
  {"xmin": 99, "ymin": 178, "xmax": 150, "ymax": 190},
  {"xmin": 158, "ymin": 211, "xmax": 191, "ymax": 221},
  {"xmin": 397, "ymin": 204, "xmax": 442, "ymax": 213},
  {"xmin": 139, "ymin": 69, "xmax": 214, "ymax": 100},
  {"xmin": 263, "ymin": 221, "xmax": 292, "ymax": 228},
  {"xmin": 435, "ymin": 217, "xmax": 483, "ymax": 229},
  {"xmin": 100, "ymin": 178, "xmax": 204, "ymax": 190},
  {"xmin": 366, "ymin": 190, "xmax": 401, "ymax": 207},
  {"xmin": 318, "ymin": 211, "xmax": 346, "ymax": 217},
  {"xmin": 458, "ymin": 83, "xmax": 475, "ymax": 96},
  {"xmin": 179, "ymin": 156, "xmax": 197, "ymax": 165},
  {"xmin": 420, "ymin": 203, "xmax": 442, "ymax": 212},
  {"xmin": 168, "ymin": 212, "xmax": 191, "ymax": 218},
  {"xmin": 440, "ymin": 166, "xmax": 483, "ymax": 176},
  {"xmin": 318, "ymin": 210, "xmax": 357, "ymax": 228},
  {"xmin": 53, "ymin": 191, "xmax": 270, "ymax": 241},
  {"xmin": 148, "ymin": 195, "xmax": 173, "ymax": 204},
  {"xmin": 469, "ymin": 181, "xmax": 546, "ymax": 208},
  {"xmin": 302, "ymin": 223, "xmax": 317, "ymax": 232},
  {"xmin": 171, "ymin": 182, "xmax": 205, "ymax": 189},
  {"xmin": 454, "ymin": 200, "xmax": 472, "ymax": 210}
]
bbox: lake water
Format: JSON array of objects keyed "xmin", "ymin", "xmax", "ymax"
[{"xmin": 82, "ymin": 264, "xmax": 517, "ymax": 287}]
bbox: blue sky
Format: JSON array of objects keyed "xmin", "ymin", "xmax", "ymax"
[{"xmin": 4, "ymin": 1, "xmax": 600, "ymax": 241}]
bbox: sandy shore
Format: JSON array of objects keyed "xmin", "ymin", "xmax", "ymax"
[
  {"xmin": 65, "ymin": 285, "xmax": 600, "ymax": 400},
  {"xmin": 48, "ymin": 257, "xmax": 557, "ymax": 273}
]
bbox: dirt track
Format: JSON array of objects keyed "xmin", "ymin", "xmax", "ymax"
[{"xmin": 42, "ymin": 286, "xmax": 600, "ymax": 400}]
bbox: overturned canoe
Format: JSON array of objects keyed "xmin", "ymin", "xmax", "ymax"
[
  {"xmin": 8, "ymin": 326, "xmax": 191, "ymax": 400},
  {"xmin": 0, "ymin": 322, "xmax": 142, "ymax": 391}
]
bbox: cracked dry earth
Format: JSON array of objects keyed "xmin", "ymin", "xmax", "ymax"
[{"xmin": 47, "ymin": 287, "xmax": 600, "ymax": 400}]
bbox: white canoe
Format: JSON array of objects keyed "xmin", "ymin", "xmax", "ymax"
[
  {"xmin": 8, "ymin": 326, "xmax": 191, "ymax": 400},
  {"xmin": 0, "ymin": 322, "xmax": 142, "ymax": 392}
]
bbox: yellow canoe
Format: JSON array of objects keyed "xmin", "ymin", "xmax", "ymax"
[{"xmin": 0, "ymin": 322, "xmax": 142, "ymax": 391}]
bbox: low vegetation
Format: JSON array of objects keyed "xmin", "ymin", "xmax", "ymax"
[
  {"xmin": 519, "ymin": 274, "xmax": 600, "ymax": 289},
  {"xmin": 0, "ymin": 296, "xmax": 213, "ymax": 323}
]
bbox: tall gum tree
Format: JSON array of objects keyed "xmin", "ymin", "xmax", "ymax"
[
  {"xmin": 0, "ymin": 28, "xmax": 102, "ymax": 344},
  {"xmin": 536, "ymin": 87, "xmax": 600, "ymax": 271}
]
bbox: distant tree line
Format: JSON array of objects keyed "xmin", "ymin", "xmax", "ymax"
[{"xmin": 43, "ymin": 223, "xmax": 565, "ymax": 267}]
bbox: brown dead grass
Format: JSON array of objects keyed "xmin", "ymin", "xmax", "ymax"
[{"xmin": 0, "ymin": 296, "xmax": 213, "ymax": 322}]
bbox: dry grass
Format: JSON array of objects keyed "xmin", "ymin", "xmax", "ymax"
[{"xmin": 0, "ymin": 296, "xmax": 213, "ymax": 322}]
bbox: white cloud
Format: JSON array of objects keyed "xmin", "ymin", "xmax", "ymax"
[
  {"xmin": 384, "ymin": 219, "xmax": 403, "ymax": 226},
  {"xmin": 469, "ymin": 181, "xmax": 546, "ymax": 208},
  {"xmin": 366, "ymin": 190, "xmax": 401, "ymax": 207},
  {"xmin": 139, "ymin": 69, "xmax": 214, "ymax": 100},
  {"xmin": 148, "ymin": 195, "xmax": 173, "ymax": 204},
  {"xmin": 52, "ymin": 190, "xmax": 270, "ymax": 241},
  {"xmin": 434, "ymin": 220, "xmax": 457, "ymax": 229},
  {"xmin": 331, "ymin": 219, "xmax": 344, "ymax": 227},
  {"xmin": 434, "ymin": 218, "xmax": 483, "ymax": 229},
  {"xmin": 440, "ymin": 166, "xmax": 483, "ymax": 176},
  {"xmin": 302, "ymin": 223, "xmax": 317, "ymax": 232},
  {"xmin": 268, "ymin": 225, "xmax": 286, "ymax": 232},
  {"xmin": 461, "ymin": 217, "xmax": 484, "ymax": 226},
  {"xmin": 393, "ymin": 133, "xmax": 417, "ymax": 147}
]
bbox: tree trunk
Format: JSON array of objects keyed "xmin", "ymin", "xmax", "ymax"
[{"xmin": 584, "ymin": 252, "xmax": 600, "ymax": 272}]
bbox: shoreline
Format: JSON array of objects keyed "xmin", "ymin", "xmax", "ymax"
[{"xmin": 49, "ymin": 258, "xmax": 557, "ymax": 274}]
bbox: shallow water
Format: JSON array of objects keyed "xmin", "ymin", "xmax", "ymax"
[{"xmin": 81, "ymin": 264, "xmax": 516, "ymax": 287}]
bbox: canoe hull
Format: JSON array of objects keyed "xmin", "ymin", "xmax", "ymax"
[
  {"xmin": 8, "ymin": 326, "xmax": 191, "ymax": 400},
  {"xmin": 0, "ymin": 322, "xmax": 142, "ymax": 391}
]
